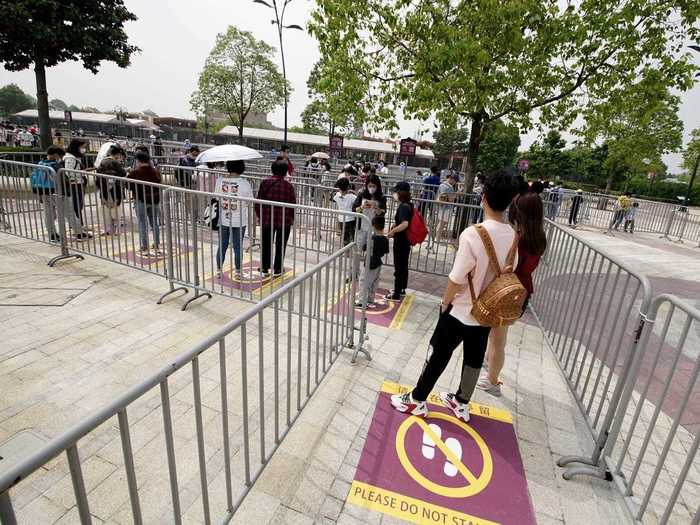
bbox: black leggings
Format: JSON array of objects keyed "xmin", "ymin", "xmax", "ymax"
[
  {"xmin": 71, "ymin": 184, "xmax": 85, "ymax": 225},
  {"xmin": 412, "ymin": 309, "xmax": 491, "ymax": 403},
  {"xmin": 393, "ymin": 239, "xmax": 410, "ymax": 294}
]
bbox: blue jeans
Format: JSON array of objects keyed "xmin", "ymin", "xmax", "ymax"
[
  {"xmin": 135, "ymin": 201, "xmax": 160, "ymax": 250},
  {"xmin": 217, "ymin": 225, "xmax": 246, "ymax": 271}
]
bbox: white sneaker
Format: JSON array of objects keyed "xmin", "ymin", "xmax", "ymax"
[
  {"xmin": 439, "ymin": 392, "xmax": 470, "ymax": 422},
  {"xmin": 390, "ymin": 392, "xmax": 428, "ymax": 417},
  {"xmin": 476, "ymin": 376, "xmax": 503, "ymax": 397}
]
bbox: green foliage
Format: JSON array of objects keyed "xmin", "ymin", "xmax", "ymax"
[
  {"xmin": 0, "ymin": 84, "xmax": 36, "ymax": 117},
  {"xmin": 48, "ymin": 98, "xmax": 67, "ymax": 111},
  {"xmin": 682, "ymin": 128, "xmax": 700, "ymax": 175},
  {"xmin": 309, "ymin": 0, "xmax": 699, "ymax": 179},
  {"xmin": 190, "ymin": 26, "xmax": 288, "ymax": 138},
  {"xmin": 0, "ymin": 0, "xmax": 139, "ymax": 72},
  {"xmin": 66, "ymin": 105, "xmax": 80, "ymax": 112},
  {"xmin": 477, "ymin": 120, "xmax": 520, "ymax": 174},
  {"xmin": 305, "ymin": 61, "xmax": 363, "ymax": 137},
  {"xmin": 432, "ymin": 126, "xmax": 469, "ymax": 157}
]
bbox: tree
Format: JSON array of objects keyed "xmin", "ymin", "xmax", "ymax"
[
  {"xmin": 142, "ymin": 109, "xmax": 158, "ymax": 117},
  {"xmin": 579, "ymin": 71, "xmax": 683, "ymax": 190},
  {"xmin": 300, "ymin": 98, "xmax": 362, "ymax": 137},
  {"xmin": 0, "ymin": 84, "xmax": 36, "ymax": 117},
  {"xmin": 309, "ymin": 1, "xmax": 699, "ymax": 190},
  {"xmin": 477, "ymin": 120, "xmax": 520, "ymax": 174},
  {"xmin": 66, "ymin": 105, "xmax": 80, "ymax": 112},
  {"xmin": 432, "ymin": 125, "xmax": 469, "ymax": 168},
  {"xmin": 682, "ymin": 128, "xmax": 700, "ymax": 204},
  {"xmin": 0, "ymin": 1, "xmax": 139, "ymax": 148},
  {"xmin": 190, "ymin": 26, "xmax": 287, "ymax": 140},
  {"xmin": 49, "ymin": 98, "xmax": 67, "ymax": 111},
  {"xmin": 305, "ymin": 61, "xmax": 363, "ymax": 138}
]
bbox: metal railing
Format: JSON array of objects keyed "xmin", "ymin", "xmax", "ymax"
[
  {"xmin": 531, "ymin": 220, "xmax": 652, "ymax": 469},
  {"xmin": 0, "ymin": 243, "xmax": 359, "ymax": 525},
  {"xmin": 531, "ymin": 221, "xmax": 699, "ymax": 524},
  {"xmin": 0, "ymin": 160, "xmax": 372, "ymax": 362}
]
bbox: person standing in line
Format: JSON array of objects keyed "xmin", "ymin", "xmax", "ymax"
[
  {"xmin": 390, "ymin": 171, "xmax": 519, "ymax": 421},
  {"xmin": 624, "ymin": 202, "xmax": 639, "ymax": 233},
  {"xmin": 478, "ymin": 192, "xmax": 547, "ymax": 396},
  {"xmin": 333, "ymin": 177, "xmax": 358, "ymax": 246},
  {"xmin": 353, "ymin": 174, "xmax": 386, "ymax": 252},
  {"xmin": 355, "ymin": 216, "xmax": 390, "ymax": 307},
  {"xmin": 153, "ymin": 136, "xmax": 164, "ymax": 157},
  {"xmin": 605, "ymin": 192, "xmax": 632, "ymax": 233},
  {"xmin": 435, "ymin": 172, "xmax": 459, "ymax": 243},
  {"xmin": 127, "ymin": 151, "xmax": 162, "ymax": 255},
  {"xmin": 386, "ymin": 181, "xmax": 413, "ymax": 301},
  {"xmin": 569, "ymin": 189, "xmax": 584, "ymax": 228},
  {"xmin": 31, "ymin": 146, "xmax": 65, "ymax": 243},
  {"xmin": 378, "ymin": 161, "xmax": 389, "ymax": 175},
  {"xmin": 215, "ymin": 160, "xmax": 254, "ymax": 278},
  {"xmin": 176, "ymin": 145, "xmax": 199, "ymax": 187},
  {"xmin": 96, "ymin": 145, "xmax": 127, "ymax": 236},
  {"xmin": 62, "ymin": 139, "xmax": 92, "ymax": 240},
  {"xmin": 281, "ymin": 144, "xmax": 295, "ymax": 176},
  {"xmin": 256, "ymin": 160, "xmax": 296, "ymax": 277}
]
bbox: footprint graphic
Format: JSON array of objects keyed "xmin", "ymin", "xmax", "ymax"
[
  {"xmin": 443, "ymin": 437, "xmax": 463, "ymax": 477},
  {"xmin": 421, "ymin": 423, "xmax": 442, "ymax": 460}
]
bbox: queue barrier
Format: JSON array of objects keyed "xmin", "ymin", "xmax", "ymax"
[
  {"xmin": 531, "ymin": 221, "xmax": 699, "ymax": 524},
  {"xmin": 0, "ymin": 244, "xmax": 360, "ymax": 525},
  {"xmin": 0, "ymin": 160, "xmax": 372, "ymax": 363}
]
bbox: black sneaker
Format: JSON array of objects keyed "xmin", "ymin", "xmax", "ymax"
[
  {"xmin": 385, "ymin": 291, "xmax": 401, "ymax": 301},
  {"xmin": 49, "ymin": 234, "xmax": 61, "ymax": 243},
  {"xmin": 75, "ymin": 233, "xmax": 92, "ymax": 241}
]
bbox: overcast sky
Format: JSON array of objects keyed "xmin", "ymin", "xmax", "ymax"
[{"xmin": 1, "ymin": 0, "xmax": 698, "ymax": 173}]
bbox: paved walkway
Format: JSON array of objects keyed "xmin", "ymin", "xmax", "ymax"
[{"xmin": 0, "ymin": 232, "xmax": 634, "ymax": 524}]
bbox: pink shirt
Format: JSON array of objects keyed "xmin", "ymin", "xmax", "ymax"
[{"xmin": 448, "ymin": 220, "xmax": 518, "ymax": 326}]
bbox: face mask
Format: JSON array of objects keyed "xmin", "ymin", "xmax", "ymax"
[{"xmin": 368, "ymin": 186, "xmax": 376, "ymax": 195}]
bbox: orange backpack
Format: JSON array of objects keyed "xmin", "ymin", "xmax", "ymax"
[{"xmin": 467, "ymin": 225, "xmax": 527, "ymax": 327}]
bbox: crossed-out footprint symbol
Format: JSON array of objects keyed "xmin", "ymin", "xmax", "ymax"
[{"xmin": 421, "ymin": 423, "xmax": 462, "ymax": 477}]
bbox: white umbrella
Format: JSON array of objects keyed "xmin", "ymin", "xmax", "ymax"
[
  {"xmin": 312, "ymin": 151, "xmax": 330, "ymax": 159},
  {"xmin": 195, "ymin": 144, "xmax": 263, "ymax": 164}
]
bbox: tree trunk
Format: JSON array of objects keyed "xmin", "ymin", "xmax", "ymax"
[
  {"xmin": 238, "ymin": 126, "xmax": 244, "ymax": 141},
  {"xmin": 461, "ymin": 113, "xmax": 485, "ymax": 193},
  {"xmin": 34, "ymin": 59, "xmax": 52, "ymax": 150},
  {"xmin": 604, "ymin": 172, "xmax": 614, "ymax": 192}
]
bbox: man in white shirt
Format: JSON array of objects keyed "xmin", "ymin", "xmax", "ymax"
[{"xmin": 391, "ymin": 171, "xmax": 519, "ymax": 422}]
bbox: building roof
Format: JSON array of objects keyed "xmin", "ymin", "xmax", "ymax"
[
  {"xmin": 15, "ymin": 109, "xmax": 125, "ymax": 125},
  {"xmin": 218, "ymin": 126, "xmax": 434, "ymax": 159}
]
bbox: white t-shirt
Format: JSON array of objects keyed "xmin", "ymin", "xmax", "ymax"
[
  {"xmin": 215, "ymin": 176, "xmax": 254, "ymax": 228},
  {"xmin": 448, "ymin": 220, "xmax": 518, "ymax": 326},
  {"xmin": 333, "ymin": 192, "xmax": 357, "ymax": 223}
]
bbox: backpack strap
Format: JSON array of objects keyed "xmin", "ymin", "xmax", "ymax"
[
  {"xmin": 474, "ymin": 224, "xmax": 502, "ymax": 276},
  {"xmin": 505, "ymin": 235, "xmax": 519, "ymax": 271},
  {"xmin": 466, "ymin": 225, "xmax": 501, "ymax": 304}
]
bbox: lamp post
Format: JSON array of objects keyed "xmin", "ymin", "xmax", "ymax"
[{"xmin": 253, "ymin": 0, "xmax": 303, "ymax": 145}]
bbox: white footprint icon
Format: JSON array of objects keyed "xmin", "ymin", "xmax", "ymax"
[
  {"xmin": 421, "ymin": 423, "xmax": 442, "ymax": 459},
  {"xmin": 443, "ymin": 437, "xmax": 463, "ymax": 477}
]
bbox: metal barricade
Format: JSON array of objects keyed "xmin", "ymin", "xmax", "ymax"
[
  {"xmin": 600, "ymin": 294, "xmax": 700, "ymax": 524},
  {"xmin": 0, "ymin": 160, "xmax": 83, "ymax": 266},
  {"xmin": 530, "ymin": 221, "xmax": 653, "ymax": 476},
  {"xmin": 0, "ymin": 243, "xmax": 361, "ymax": 525}
]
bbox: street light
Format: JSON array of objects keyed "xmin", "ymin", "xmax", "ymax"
[{"xmin": 252, "ymin": 0, "xmax": 303, "ymax": 145}]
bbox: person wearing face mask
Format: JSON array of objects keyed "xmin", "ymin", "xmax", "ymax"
[
  {"xmin": 386, "ymin": 181, "xmax": 413, "ymax": 300},
  {"xmin": 353, "ymin": 174, "xmax": 387, "ymax": 252},
  {"xmin": 62, "ymin": 139, "xmax": 92, "ymax": 240}
]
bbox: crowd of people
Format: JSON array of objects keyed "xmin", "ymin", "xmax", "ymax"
[{"xmin": 0, "ymin": 122, "xmax": 40, "ymax": 148}]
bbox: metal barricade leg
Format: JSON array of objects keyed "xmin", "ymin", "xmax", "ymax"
[
  {"xmin": 157, "ymin": 189, "xmax": 188, "ymax": 304},
  {"xmin": 350, "ymin": 240, "xmax": 372, "ymax": 363},
  {"xmin": 181, "ymin": 194, "xmax": 211, "ymax": 310},
  {"xmin": 48, "ymin": 169, "xmax": 84, "ymax": 267},
  {"xmin": 0, "ymin": 492, "xmax": 17, "ymax": 525}
]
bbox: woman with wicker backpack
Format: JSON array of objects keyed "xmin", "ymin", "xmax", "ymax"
[
  {"xmin": 390, "ymin": 171, "xmax": 520, "ymax": 423},
  {"xmin": 478, "ymin": 192, "xmax": 547, "ymax": 397}
]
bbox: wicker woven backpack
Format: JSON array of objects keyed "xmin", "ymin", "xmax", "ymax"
[{"xmin": 467, "ymin": 225, "xmax": 527, "ymax": 327}]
